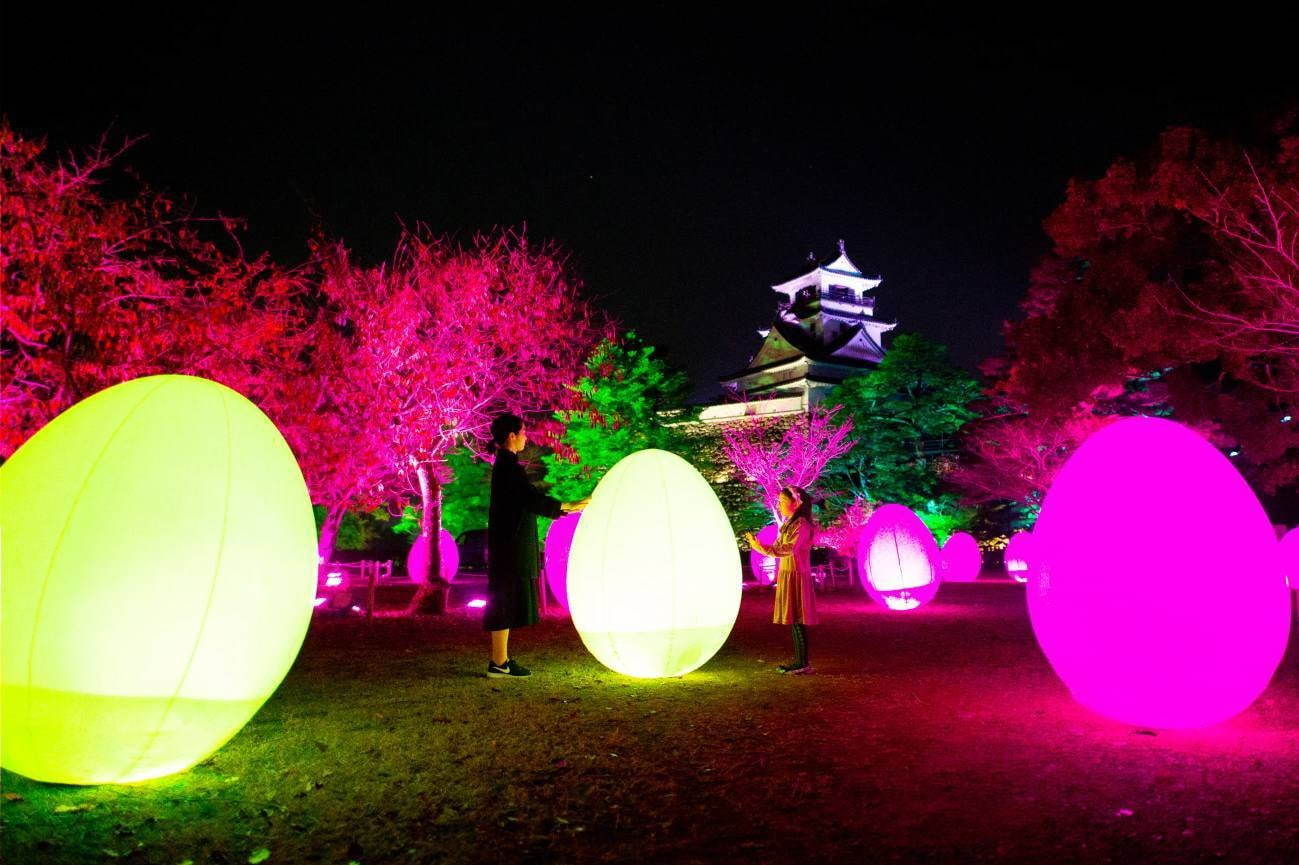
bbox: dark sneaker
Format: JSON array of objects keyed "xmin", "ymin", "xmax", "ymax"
[
  {"xmin": 486, "ymin": 659, "xmax": 531, "ymax": 678},
  {"xmin": 786, "ymin": 664, "xmax": 815, "ymax": 676}
]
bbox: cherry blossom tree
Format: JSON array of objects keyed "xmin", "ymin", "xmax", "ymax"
[
  {"xmin": 719, "ymin": 407, "xmax": 856, "ymax": 521},
  {"xmin": 312, "ymin": 230, "xmax": 604, "ymax": 596},
  {"xmin": 1, "ymin": 125, "xmax": 313, "ymax": 457}
]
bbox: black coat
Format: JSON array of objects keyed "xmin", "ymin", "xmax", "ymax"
[{"xmin": 483, "ymin": 448, "xmax": 563, "ymax": 631}]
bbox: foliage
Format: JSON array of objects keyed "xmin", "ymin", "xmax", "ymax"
[
  {"xmin": 816, "ymin": 497, "xmax": 875, "ymax": 556},
  {"xmin": 392, "ymin": 446, "xmax": 493, "ymax": 539},
  {"xmin": 0, "ymin": 125, "xmax": 313, "ymax": 459},
  {"xmin": 956, "ymin": 123, "xmax": 1299, "ymax": 516},
  {"xmin": 822, "ymin": 333, "xmax": 979, "ymax": 532},
  {"xmin": 313, "ymin": 505, "xmax": 391, "ymax": 551},
  {"xmin": 719, "ymin": 407, "xmax": 856, "ymax": 521},
  {"xmin": 543, "ymin": 332, "xmax": 698, "ymax": 501}
]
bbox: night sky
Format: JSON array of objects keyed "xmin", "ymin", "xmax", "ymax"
[{"xmin": 4, "ymin": 8, "xmax": 1296, "ymax": 400}]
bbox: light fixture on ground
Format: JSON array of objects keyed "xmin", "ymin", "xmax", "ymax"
[
  {"xmin": 748, "ymin": 523, "xmax": 779, "ymax": 585},
  {"xmin": 1004, "ymin": 532, "xmax": 1034, "ymax": 583},
  {"xmin": 0, "ymin": 376, "xmax": 317, "ymax": 784},
  {"xmin": 939, "ymin": 532, "xmax": 982, "ymax": 582},
  {"xmin": 857, "ymin": 504, "xmax": 941, "ymax": 611},
  {"xmin": 566, "ymin": 449, "xmax": 741, "ymax": 678},
  {"xmin": 1027, "ymin": 417, "xmax": 1291, "ymax": 729},
  {"xmin": 544, "ymin": 512, "xmax": 581, "ymax": 611}
]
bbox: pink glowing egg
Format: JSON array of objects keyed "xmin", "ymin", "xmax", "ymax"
[
  {"xmin": 406, "ymin": 529, "xmax": 459, "ymax": 583},
  {"xmin": 1029, "ymin": 417, "xmax": 1291, "ymax": 729},
  {"xmin": 856, "ymin": 504, "xmax": 940, "ymax": 611},
  {"xmin": 544, "ymin": 513, "xmax": 581, "ymax": 610},
  {"xmin": 1004, "ymin": 532, "xmax": 1035, "ymax": 583},
  {"xmin": 939, "ymin": 532, "xmax": 982, "ymax": 582},
  {"xmin": 1281, "ymin": 528, "xmax": 1298, "ymax": 591},
  {"xmin": 747, "ymin": 523, "xmax": 780, "ymax": 585}
]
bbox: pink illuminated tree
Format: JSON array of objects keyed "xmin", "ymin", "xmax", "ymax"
[
  {"xmin": 958, "ymin": 122, "xmax": 1299, "ymax": 522},
  {"xmin": 311, "ymin": 230, "xmax": 604, "ymax": 598},
  {"xmin": 0, "ymin": 126, "xmax": 314, "ymax": 458},
  {"xmin": 719, "ymin": 407, "xmax": 856, "ymax": 520}
]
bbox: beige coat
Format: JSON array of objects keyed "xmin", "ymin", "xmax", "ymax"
[{"xmin": 752, "ymin": 516, "xmax": 818, "ymax": 625}]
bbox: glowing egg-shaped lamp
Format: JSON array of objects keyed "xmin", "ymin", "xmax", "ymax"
[
  {"xmin": 747, "ymin": 523, "xmax": 780, "ymax": 585},
  {"xmin": 1028, "ymin": 417, "xmax": 1291, "ymax": 729},
  {"xmin": 857, "ymin": 504, "xmax": 941, "ymax": 611},
  {"xmin": 1281, "ymin": 528, "xmax": 1298, "ymax": 591},
  {"xmin": 0, "ymin": 375, "xmax": 317, "ymax": 784},
  {"xmin": 407, "ymin": 529, "xmax": 460, "ymax": 583},
  {"xmin": 544, "ymin": 512, "xmax": 581, "ymax": 610},
  {"xmin": 939, "ymin": 532, "xmax": 982, "ymax": 582},
  {"xmin": 1004, "ymin": 531, "xmax": 1035, "ymax": 583},
  {"xmin": 567, "ymin": 449, "xmax": 741, "ymax": 678}
]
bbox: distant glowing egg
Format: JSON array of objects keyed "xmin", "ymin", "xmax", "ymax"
[
  {"xmin": 1004, "ymin": 532, "xmax": 1035, "ymax": 583},
  {"xmin": 0, "ymin": 375, "xmax": 317, "ymax": 784},
  {"xmin": 1280, "ymin": 528, "xmax": 1298, "ymax": 591},
  {"xmin": 567, "ymin": 449, "xmax": 741, "ymax": 678},
  {"xmin": 748, "ymin": 523, "xmax": 780, "ymax": 585},
  {"xmin": 1029, "ymin": 417, "xmax": 1291, "ymax": 729},
  {"xmin": 939, "ymin": 532, "xmax": 982, "ymax": 582},
  {"xmin": 406, "ymin": 529, "xmax": 459, "ymax": 583},
  {"xmin": 857, "ymin": 504, "xmax": 941, "ymax": 611},
  {"xmin": 544, "ymin": 512, "xmax": 581, "ymax": 610}
]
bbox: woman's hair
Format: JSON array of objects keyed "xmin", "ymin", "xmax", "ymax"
[
  {"xmin": 490, "ymin": 412, "xmax": 524, "ymax": 447},
  {"xmin": 781, "ymin": 485, "xmax": 815, "ymax": 525}
]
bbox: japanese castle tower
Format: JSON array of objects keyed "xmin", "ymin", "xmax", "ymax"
[{"xmin": 704, "ymin": 241, "xmax": 895, "ymax": 421}]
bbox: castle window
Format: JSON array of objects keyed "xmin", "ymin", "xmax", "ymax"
[{"xmin": 826, "ymin": 284, "xmax": 856, "ymax": 302}]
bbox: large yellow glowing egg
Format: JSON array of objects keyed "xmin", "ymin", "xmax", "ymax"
[
  {"xmin": 567, "ymin": 449, "xmax": 741, "ymax": 678},
  {"xmin": 0, "ymin": 376, "xmax": 317, "ymax": 784}
]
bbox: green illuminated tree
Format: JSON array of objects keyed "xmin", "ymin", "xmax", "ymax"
[
  {"xmin": 543, "ymin": 333, "xmax": 700, "ymax": 500},
  {"xmin": 822, "ymin": 333, "xmax": 980, "ymax": 541}
]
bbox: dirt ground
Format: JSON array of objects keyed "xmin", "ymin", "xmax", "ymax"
[{"xmin": 3, "ymin": 583, "xmax": 1298, "ymax": 864}]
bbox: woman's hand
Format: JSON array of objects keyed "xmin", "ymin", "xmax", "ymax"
[
  {"xmin": 561, "ymin": 497, "xmax": 590, "ymax": 514},
  {"xmin": 742, "ymin": 531, "xmax": 757, "ymax": 549}
]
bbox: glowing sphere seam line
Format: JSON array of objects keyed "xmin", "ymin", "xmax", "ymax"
[
  {"xmin": 659, "ymin": 462, "xmax": 678, "ymax": 675},
  {"xmin": 117, "ymin": 384, "xmax": 233, "ymax": 783},
  {"xmin": 22, "ymin": 377, "xmax": 170, "ymax": 770},
  {"xmin": 602, "ymin": 460, "xmax": 633, "ymax": 675}
]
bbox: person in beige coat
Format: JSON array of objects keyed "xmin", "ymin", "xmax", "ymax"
[{"xmin": 744, "ymin": 486, "xmax": 818, "ymax": 674}]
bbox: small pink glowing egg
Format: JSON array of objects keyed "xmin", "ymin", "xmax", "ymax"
[
  {"xmin": 747, "ymin": 523, "xmax": 779, "ymax": 585},
  {"xmin": 544, "ymin": 512, "xmax": 581, "ymax": 610},
  {"xmin": 857, "ymin": 504, "xmax": 940, "ymax": 611},
  {"xmin": 1029, "ymin": 417, "xmax": 1291, "ymax": 729},
  {"xmin": 406, "ymin": 529, "xmax": 460, "ymax": 583},
  {"xmin": 939, "ymin": 532, "xmax": 982, "ymax": 582},
  {"xmin": 1004, "ymin": 532, "xmax": 1034, "ymax": 583},
  {"xmin": 1280, "ymin": 527, "xmax": 1298, "ymax": 591}
]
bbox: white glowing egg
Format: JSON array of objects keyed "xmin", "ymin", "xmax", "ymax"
[
  {"xmin": 0, "ymin": 375, "xmax": 317, "ymax": 784},
  {"xmin": 1004, "ymin": 531, "xmax": 1035, "ymax": 583},
  {"xmin": 857, "ymin": 504, "xmax": 941, "ymax": 611},
  {"xmin": 567, "ymin": 449, "xmax": 741, "ymax": 678}
]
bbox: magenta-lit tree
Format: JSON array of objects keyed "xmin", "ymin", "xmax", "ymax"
[
  {"xmin": 719, "ymin": 407, "xmax": 856, "ymax": 520},
  {"xmin": 816, "ymin": 496, "xmax": 875, "ymax": 558},
  {"xmin": 1, "ymin": 125, "xmax": 314, "ymax": 457},
  {"xmin": 312, "ymin": 230, "xmax": 604, "ymax": 594}
]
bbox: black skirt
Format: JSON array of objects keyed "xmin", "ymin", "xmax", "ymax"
[{"xmin": 482, "ymin": 571, "xmax": 540, "ymax": 631}]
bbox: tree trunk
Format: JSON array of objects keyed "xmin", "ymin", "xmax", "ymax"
[
  {"xmin": 317, "ymin": 504, "xmax": 346, "ymax": 576},
  {"xmin": 408, "ymin": 462, "xmax": 447, "ymax": 615}
]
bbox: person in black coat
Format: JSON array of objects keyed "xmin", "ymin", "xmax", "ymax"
[{"xmin": 484, "ymin": 413, "xmax": 586, "ymax": 678}]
